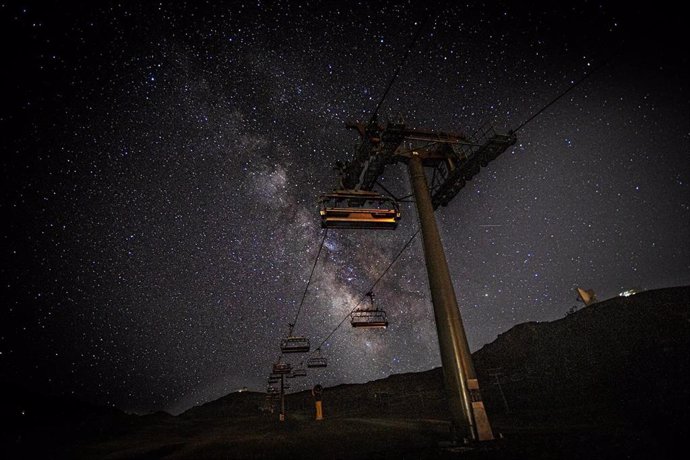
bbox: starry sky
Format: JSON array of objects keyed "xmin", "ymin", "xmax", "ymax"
[{"xmin": 1, "ymin": 1, "xmax": 688, "ymax": 415}]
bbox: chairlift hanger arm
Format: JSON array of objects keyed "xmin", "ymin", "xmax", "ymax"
[{"xmin": 374, "ymin": 179, "xmax": 401, "ymax": 201}]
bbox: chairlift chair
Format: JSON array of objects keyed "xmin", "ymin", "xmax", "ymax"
[
  {"xmin": 306, "ymin": 349, "xmax": 327, "ymax": 368},
  {"xmin": 319, "ymin": 189, "xmax": 400, "ymax": 230},
  {"xmin": 280, "ymin": 324, "xmax": 310, "ymax": 353},
  {"xmin": 272, "ymin": 361, "xmax": 292, "ymax": 375},
  {"xmin": 307, "ymin": 356, "xmax": 327, "ymax": 368},
  {"xmin": 350, "ymin": 291, "xmax": 388, "ymax": 328},
  {"xmin": 280, "ymin": 336, "xmax": 310, "ymax": 353},
  {"xmin": 292, "ymin": 367, "xmax": 307, "ymax": 377},
  {"xmin": 351, "ymin": 309, "xmax": 389, "ymax": 328}
]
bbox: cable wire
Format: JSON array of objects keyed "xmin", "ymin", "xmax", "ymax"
[
  {"xmin": 512, "ymin": 44, "xmax": 624, "ymax": 133},
  {"xmin": 370, "ymin": 16, "xmax": 430, "ymax": 123},
  {"xmin": 312, "ymin": 228, "xmax": 420, "ymax": 353},
  {"xmin": 290, "ymin": 228, "xmax": 329, "ymax": 334},
  {"xmin": 273, "ymin": 228, "xmax": 329, "ymax": 365}
]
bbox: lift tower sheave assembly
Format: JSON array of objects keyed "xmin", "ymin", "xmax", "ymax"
[{"xmin": 324, "ymin": 119, "xmax": 516, "ymax": 442}]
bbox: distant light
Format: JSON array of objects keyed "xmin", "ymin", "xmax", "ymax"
[{"xmin": 619, "ymin": 289, "xmax": 638, "ymax": 297}]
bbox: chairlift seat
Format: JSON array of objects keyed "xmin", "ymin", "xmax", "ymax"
[
  {"xmin": 351, "ymin": 309, "xmax": 388, "ymax": 328},
  {"xmin": 272, "ymin": 362, "xmax": 292, "ymax": 374},
  {"xmin": 281, "ymin": 336, "xmax": 311, "ymax": 353},
  {"xmin": 319, "ymin": 190, "xmax": 400, "ymax": 230},
  {"xmin": 292, "ymin": 368, "xmax": 307, "ymax": 377},
  {"xmin": 306, "ymin": 357, "xmax": 327, "ymax": 368}
]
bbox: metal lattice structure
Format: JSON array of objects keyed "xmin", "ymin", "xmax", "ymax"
[{"xmin": 339, "ymin": 120, "xmax": 516, "ymax": 203}]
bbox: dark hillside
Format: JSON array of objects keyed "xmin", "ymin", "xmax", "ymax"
[
  {"xmin": 3, "ymin": 286, "xmax": 688, "ymax": 459},
  {"xmin": 473, "ymin": 286, "xmax": 690, "ymax": 427}
]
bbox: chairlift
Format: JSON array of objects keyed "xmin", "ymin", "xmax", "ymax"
[
  {"xmin": 280, "ymin": 336, "xmax": 310, "ymax": 353},
  {"xmin": 351, "ymin": 291, "xmax": 388, "ymax": 328},
  {"xmin": 292, "ymin": 367, "xmax": 307, "ymax": 377},
  {"xmin": 319, "ymin": 189, "xmax": 400, "ymax": 230},
  {"xmin": 306, "ymin": 349, "xmax": 327, "ymax": 368},
  {"xmin": 280, "ymin": 324, "xmax": 310, "ymax": 353},
  {"xmin": 272, "ymin": 361, "xmax": 292, "ymax": 375}
]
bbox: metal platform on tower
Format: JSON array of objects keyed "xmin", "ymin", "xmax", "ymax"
[
  {"xmin": 429, "ymin": 124, "xmax": 517, "ymax": 209},
  {"xmin": 335, "ymin": 120, "xmax": 516, "ymax": 208}
]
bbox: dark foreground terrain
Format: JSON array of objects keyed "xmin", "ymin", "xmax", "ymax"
[
  {"xmin": 3, "ymin": 286, "xmax": 689, "ymax": 459},
  {"xmin": 3, "ymin": 404, "xmax": 686, "ymax": 459},
  {"xmin": 19, "ymin": 412, "xmax": 688, "ymax": 460}
]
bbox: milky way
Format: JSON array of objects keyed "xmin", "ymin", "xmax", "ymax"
[{"xmin": 2, "ymin": 1, "xmax": 688, "ymax": 414}]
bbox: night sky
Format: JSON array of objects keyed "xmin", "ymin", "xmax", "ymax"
[{"xmin": 2, "ymin": 1, "xmax": 688, "ymax": 415}]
